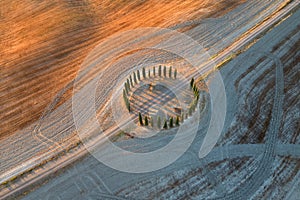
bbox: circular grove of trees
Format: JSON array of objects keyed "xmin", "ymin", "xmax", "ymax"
[{"xmin": 122, "ymin": 65, "xmax": 200, "ymax": 130}]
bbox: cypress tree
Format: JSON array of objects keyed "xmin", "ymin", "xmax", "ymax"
[
  {"xmin": 129, "ymin": 75, "xmax": 133, "ymax": 87},
  {"xmin": 125, "ymin": 100, "xmax": 130, "ymax": 112},
  {"xmin": 127, "ymin": 79, "xmax": 131, "ymax": 90},
  {"xmin": 174, "ymin": 69, "xmax": 177, "ymax": 79},
  {"xmin": 194, "ymin": 89, "xmax": 199, "ymax": 98},
  {"xmin": 139, "ymin": 112, "xmax": 143, "ymax": 126},
  {"xmin": 158, "ymin": 65, "xmax": 162, "ymax": 77},
  {"xmin": 157, "ymin": 116, "xmax": 161, "ymax": 129},
  {"xmin": 144, "ymin": 116, "xmax": 148, "ymax": 126},
  {"xmin": 163, "ymin": 66, "xmax": 166, "ymax": 77},
  {"xmin": 163, "ymin": 119, "xmax": 168, "ymax": 129},
  {"xmin": 142, "ymin": 68, "xmax": 146, "ymax": 79},
  {"xmin": 169, "ymin": 66, "xmax": 172, "ymax": 78},
  {"xmin": 123, "ymin": 89, "xmax": 126, "ymax": 102},
  {"xmin": 127, "ymin": 99, "xmax": 130, "ymax": 112},
  {"xmin": 148, "ymin": 69, "xmax": 150, "ymax": 78},
  {"xmin": 133, "ymin": 72, "xmax": 137, "ymax": 84},
  {"xmin": 190, "ymin": 78, "xmax": 194, "ymax": 88},
  {"xmin": 193, "ymin": 84, "xmax": 197, "ymax": 93},
  {"xmin": 124, "ymin": 83, "xmax": 128, "ymax": 95},
  {"xmin": 169, "ymin": 117, "xmax": 173, "ymax": 128},
  {"xmin": 194, "ymin": 91, "xmax": 199, "ymax": 103},
  {"xmin": 175, "ymin": 116, "xmax": 180, "ymax": 126},
  {"xmin": 137, "ymin": 70, "xmax": 141, "ymax": 81},
  {"xmin": 153, "ymin": 66, "xmax": 156, "ymax": 76}
]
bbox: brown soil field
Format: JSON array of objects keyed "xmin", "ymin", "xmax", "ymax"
[{"xmin": 0, "ymin": 0, "xmax": 246, "ymax": 139}]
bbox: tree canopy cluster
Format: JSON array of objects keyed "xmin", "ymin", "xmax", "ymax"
[
  {"xmin": 122, "ymin": 65, "xmax": 178, "ymax": 112},
  {"xmin": 122, "ymin": 66, "xmax": 198, "ymax": 131}
]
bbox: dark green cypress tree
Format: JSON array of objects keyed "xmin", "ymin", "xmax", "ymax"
[
  {"xmin": 127, "ymin": 99, "xmax": 130, "ymax": 112},
  {"xmin": 158, "ymin": 65, "xmax": 162, "ymax": 77},
  {"xmin": 123, "ymin": 89, "xmax": 126, "ymax": 102},
  {"xmin": 133, "ymin": 72, "xmax": 137, "ymax": 84},
  {"xmin": 127, "ymin": 79, "xmax": 131, "ymax": 90},
  {"xmin": 163, "ymin": 66, "xmax": 166, "ymax": 77},
  {"xmin": 148, "ymin": 69, "xmax": 150, "ymax": 78},
  {"xmin": 142, "ymin": 68, "xmax": 146, "ymax": 79},
  {"xmin": 175, "ymin": 116, "xmax": 180, "ymax": 126},
  {"xmin": 153, "ymin": 66, "xmax": 156, "ymax": 76},
  {"xmin": 169, "ymin": 117, "xmax": 173, "ymax": 128},
  {"xmin": 137, "ymin": 70, "xmax": 141, "ymax": 81},
  {"xmin": 129, "ymin": 75, "xmax": 133, "ymax": 87},
  {"xmin": 190, "ymin": 78, "xmax": 194, "ymax": 88},
  {"xmin": 139, "ymin": 112, "xmax": 143, "ymax": 126},
  {"xmin": 125, "ymin": 99, "xmax": 130, "ymax": 112},
  {"xmin": 144, "ymin": 116, "xmax": 148, "ymax": 126},
  {"xmin": 150, "ymin": 117, "xmax": 153, "ymax": 127},
  {"xmin": 174, "ymin": 69, "xmax": 177, "ymax": 79},
  {"xmin": 169, "ymin": 66, "xmax": 172, "ymax": 78},
  {"xmin": 124, "ymin": 83, "xmax": 128, "ymax": 95},
  {"xmin": 163, "ymin": 119, "xmax": 168, "ymax": 129},
  {"xmin": 194, "ymin": 89, "xmax": 198, "ymax": 97}
]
